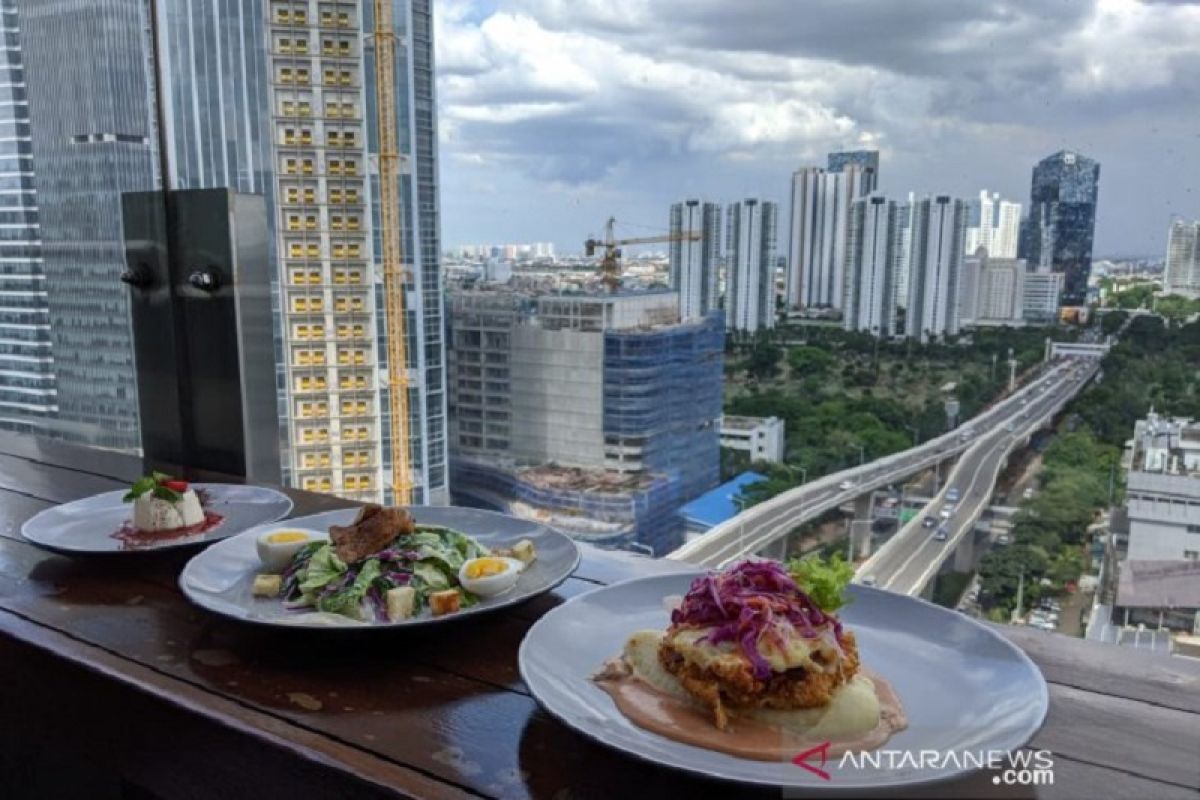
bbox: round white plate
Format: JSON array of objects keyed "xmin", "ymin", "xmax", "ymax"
[
  {"xmin": 519, "ymin": 572, "xmax": 1048, "ymax": 792},
  {"xmin": 179, "ymin": 506, "xmax": 581, "ymax": 628},
  {"xmin": 21, "ymin": 484, "xmax": 293, "ymax": 554}
]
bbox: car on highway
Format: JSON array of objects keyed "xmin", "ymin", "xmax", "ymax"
[
  {"xmin": 922, "ymin": 516, "xmax": 937, "ymax": 528},
  {"xmin": 1005, "ymin": 422, "xmax": 1016, "ymax": 432},
  {"xmin": 946, "ymin": 487, "xmax": 961, "ymax": 502},
  {"xmin": 838, "ymin": 479, "xmax": 855, "ymax": 490},
  {"xmin": 939, "ymin": 505, "xmax": 953, "ymax": 519},
  {"xmin": 933, "ymin": 525, "xmax": 949, "ymax": 542},
  {"xmin": 860, "ymin": 575, "xmax": 877, "ymax": 587}
]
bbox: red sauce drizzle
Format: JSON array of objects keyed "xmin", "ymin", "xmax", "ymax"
[{"xmin": 111, "ymin": 510, "xmax": 225, "ymax": 550}]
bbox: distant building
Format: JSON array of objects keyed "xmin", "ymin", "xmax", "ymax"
[
  {"xmin": 0, "ymin": 0, "xmax": 55, "ymax": 436},
  {"xmin": 1022, "ymin": 272, "xmax": 1064, "ymax": 324},
  {"xmin": 726, "ymin": 199, "xmax": 777, "ymax": 332},
  {"xmin": 719, "ymin": 415, "xmax": 785, "ymax": 463},
  {"xmin": 1115, "ymin": 411, "xmax": 1200, "ymax": 630},
  {"xmin": 680, "ymin": 470, "xmax": 768, "ymax": 541},
  {"xmin": 827, "ymin": 150, "xmax": 880, "ymax": 181},
  {"xmin": 787, "ymin": 163, "xmax": 875, "ymax": 311},
  {"xmin": 965, "ymin": 191, "xmax": 1021, "ymax": 259},
  {"xmin": 843, "ymin": 194, "xmax": 903, "ymax": 338},
  {"xmin": 973, "ymin": 254, "xmax": 1027, "ymax": 324},
  {"xmin": 669, "ymin": 199, "xmax": 722, "ymax": 321},
  {"xmin": 1019, "ymin": 150, "xmax": 1100, "ymax": 307},
  {"xmin": 447, "ymin": 289, "xmax": 724, "ymax": 554},
  {"xmin": 958, "ymin": 249, "xmax": 982, "ymax": 326},
  {"xmin": 1164, "ymin": 220, "xmax": 1200, "ymax": 297},
  {"xmin": 906, "ymin": 196, "xmax": 968, "ymax": 342},
  {"xmin": 1124, "ymin": 412, "xmax": 1200, "ymax": 562}
]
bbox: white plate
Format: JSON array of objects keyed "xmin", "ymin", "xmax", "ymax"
[
  {"xmin": 20, "ymin": 484, "xmax": 293, "ymax": 554},
  {"xmin": 179, "ymin": 506, "xmax": 581, "ymax": 628},
  {"xmin": 519, "ymin": 572, "xmax": 1049, "ymax": 792}
]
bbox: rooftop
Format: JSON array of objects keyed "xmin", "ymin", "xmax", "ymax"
[
  {"xmin": 1117, "ymin": 560, "xmax": 1200, "ymax": 608},
  {"xmin": 720, "ymin": 415, "xmax": 777, "ymax": 431},
  {"xmin": 679, "ymin": 470, "xmax": 766, "ymax": 528}
]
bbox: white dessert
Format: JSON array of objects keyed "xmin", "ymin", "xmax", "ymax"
[{"xmin": 133, "ymin": 489, "xmax": 204, "ymax": 531}]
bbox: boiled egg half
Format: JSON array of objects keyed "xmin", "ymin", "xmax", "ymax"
[
  {"xmin": 458, "ymin": 556, "xmax": 524, "ymax": 597},
  {"xmin": 256, "ymin": 528, "xmax": 320, "ymax": 573}
]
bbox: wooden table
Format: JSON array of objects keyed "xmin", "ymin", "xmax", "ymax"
[{"xmin": 0, "ymin": 436, "xmax": 1197, "ymax": 799}]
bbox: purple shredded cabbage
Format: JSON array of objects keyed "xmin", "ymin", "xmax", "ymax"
[{"xmin": 671, "ymin": 560, "xmax": 842, "ymax": 680}]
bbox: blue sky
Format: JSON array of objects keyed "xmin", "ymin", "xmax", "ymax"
[{"xmin": 434, "ymin": 0, "xmax": 1200, "ymax": 256}]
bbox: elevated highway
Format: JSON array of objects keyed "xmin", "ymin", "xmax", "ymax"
[{"xmin": 668, "ymin": 358, "xmax": 1097, "ymax": 569}]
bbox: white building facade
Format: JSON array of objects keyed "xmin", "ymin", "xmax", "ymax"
[
  {"xmin": 906, "ymin": 196, "xmax": 968, "ymax": 342},
  {"xmin": 786, "ymin": 165, "xmax": 874, "ymax": 311},
  {"xmin": 844, "ymin": 195, "xmax": 901, "ymax": 338},
  {"xmin": 720, "ymin": 415, "xmax": 785, "ymax": 463},
  {"xmin": 1125, "ymin": 412, "xmax": 1200, "ymax": 562},
  {"xmin": 1165, "ymin": 220, "xmax": 1200, "ymax": 297},
  {"xmin": 726, "ymin": 199, "xmax": 777, "ymax": 332},
  {"xmin": 669, "ymin": 199, "xmax": 722, "ymax": 321},
  {"xmin": 965, "ymin": 190, "xmax": 1021, "ymax": 258}
]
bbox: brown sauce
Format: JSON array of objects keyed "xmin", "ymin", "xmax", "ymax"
[
  {"xmin": 596, "ymin": 665, "xmax": 907, "ymax": 761},
  {"xmin": 111, "ymin": 511, "xmax": 225, "ymax": 550}
]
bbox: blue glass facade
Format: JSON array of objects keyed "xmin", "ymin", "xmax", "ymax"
[
  {"xmin": 0, "ymin": 0, "xmax": 55, "ymax": 434},
  {"xmin": 16, "ymin": 0, "xmax": 159, "ymax": 450},
  {"xmin": 1020, "ymin": 150, "xmax": 1100, "ymax": 307},
  {"xmin": 827, "ymin": 149, "xmax": 880, "ymax": 188},
  {"xmin": 603, "ymin": 311, "xmax": 724, "ymax": 553}
]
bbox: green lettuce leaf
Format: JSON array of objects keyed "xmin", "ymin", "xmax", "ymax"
[
  {"xmin": 298, "ymin": 544, "xmax": 347, "ymax": 596},
  {"xmin": 317, "ymin": 558, "xmax": 381, "ymax": 620},
  {"xmin": 787, "ymin": 553, "xmax": 855, "ymax": 612}
]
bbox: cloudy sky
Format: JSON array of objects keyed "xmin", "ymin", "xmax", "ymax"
[{"xmin": 433, "ymin": 0, "xmax": 1200, "ymax": 257}]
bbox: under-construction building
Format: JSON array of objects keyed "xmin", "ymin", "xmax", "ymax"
[
  {"xmin": 266, "ymin": 0, "xmax": 447, "ymax": 504},
  {"xmin": 447, "ymin": 289, "xmax": 724, "ymax": 553}
]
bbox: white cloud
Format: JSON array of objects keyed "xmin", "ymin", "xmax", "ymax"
[{"xmin": 433, "ymin": 0, "xmax": 1200, "ymax": 254}]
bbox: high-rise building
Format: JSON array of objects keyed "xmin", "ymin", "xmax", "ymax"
[
  {"xmin": 973, "ymin": 255, "xmax": 1027, "ymax": 324},
  {"xmin": 447, "ymin": 288, "xmax": 723, "ymax": 554},
  {"xmin": 16, "ymin": 0, "xmax": 448, "ymax": 502},
  {"xmin": 958, "ymin": 249, "xmax": 982, "ymax": 325},
  {"xmin": 1022, "ymin": 271, "xmax": 1064, "ymax": 324},
  {"xmin": 1019, "ymin": 150, "xmax": 1100, "ymax": 307},
  {"xmin": 0, "ymin": 0, "xmax": 55, "ymax": 435},
  {"xmin": 893, "ymin": 194, "xmax": 915, "ymax": 318},
  {"xmin": 786, "ymin": 164, "xmax": 874, "ymax": 310},
  {"xmin": 669, "ymin": 199, "xmax": 721, "ymax": 321},
  {"xmin": 906, "ymin": 196, "xmax": 968, "ymax": 342},
  {"xmin": 726, "ymin": 199, "xmax": 777, "ymax": 332},
  {"xmin": 827, "ymin": 150, "xmax": 880, "ymax": 181},
  {"xmin": 1164, "ymin": 220, "xmax": 1200, "ymax": 297},
  {"xmin": 16, "ymin": 0, "xmax": 160, "ymax": 451},
  {"xmin": 964, "ymin": 191, "xmax": 1021, "ymax": 258},
  {"xmin": 264, "ymin": 0, "xmax": 448, "ymax": 504},
  {"xmin": 843, "ymin": 195, "xmax": 901, "ymax": 338}
]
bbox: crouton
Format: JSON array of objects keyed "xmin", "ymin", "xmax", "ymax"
[
  {"xmin": 511, "ymin": 538, "xmax": 537, "ymax": 566},
  {"xmin": 429, "ymin": 589, "xmax": 461, "ymax": 617},
  {"xmin": 252, "ymin": 574, "xmax": 282, "ymax": 597},
  {"xmin": 386, "ymin": 586, "xmax": 416, "ymax": 621}
]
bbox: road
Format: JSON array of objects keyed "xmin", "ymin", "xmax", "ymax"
[
  {"xmin": 669, "ymin": 358, "xmax": 1096, "ymax": 569},
  {"xmin": 860, "ymin": 360, "xmax": 1100, "ymax": 595}
]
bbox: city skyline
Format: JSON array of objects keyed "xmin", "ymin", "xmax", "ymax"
[{"xmin": 434, "ymin": 1, "xmax": 1200, "ymax": 257}]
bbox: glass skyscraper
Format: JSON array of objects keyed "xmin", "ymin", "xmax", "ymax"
[
  {"xmin": 0, "ymin": 0, "xmax": 55, "ymax": 434},
  {"xmin": 15, "ymin": 0, "xmax": 159, "ymax": 451},
  {"xmin": 11, "ymin": 0, "xmax": 448, "ymax": 503},
  {"xmin": 1020, "ymin": 150, "xmax": 1100, "ymax": 308}
]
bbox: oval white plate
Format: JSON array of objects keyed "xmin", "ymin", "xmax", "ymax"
[
  {"xmin": 180, "ymin": 506, "xmax": 580, "ymax": 628},
  {"xmin": 519, "ymin": 572, "xmax": 1048, "ymax": 792},
  {"xmin": 20, "ymin": 484, "xmax": 294, "ymax": 554}
]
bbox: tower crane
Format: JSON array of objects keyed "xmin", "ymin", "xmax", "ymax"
[
  {"xmin": 584, "ymin": 217, "xmax": 700, "ymax": 292},
  {"xmin": 371, "ymin": 0, "xmax": 412, "ymax": 504}
]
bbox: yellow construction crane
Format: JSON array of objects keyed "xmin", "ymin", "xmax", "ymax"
[
  {"xmin": 584, "ymin": 217, "xmax": 700, "ymax": 292},
  {"xmin": 371, "ymin": 0, "xmax": 412, "ymax": 505}
]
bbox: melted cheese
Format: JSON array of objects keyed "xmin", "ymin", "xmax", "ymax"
[{"xmin": 666, "ymin": 623, "xmax": 841, "ymax": 674}]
